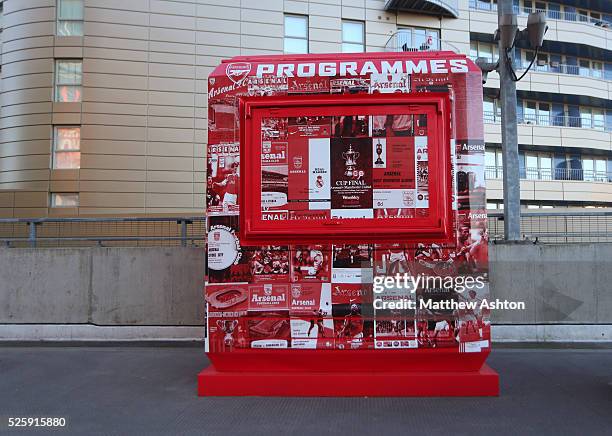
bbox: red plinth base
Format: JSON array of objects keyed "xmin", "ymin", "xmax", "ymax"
[{"xmin": 197, "ymin": 364, "xmax": 499, "ymax": 397}]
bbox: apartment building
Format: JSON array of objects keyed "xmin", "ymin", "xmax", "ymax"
[{"xmin": 0, "ymin": 0, "xmax": 610, "ymax": 217}]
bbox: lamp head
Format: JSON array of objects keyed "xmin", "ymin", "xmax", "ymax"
[
  {"xmin": 526, "ymin": 12, "xmax": 548, "ymax": 49},
  {"xmin": 499, "ymin": 14, "xmax": 518, "ymax": 49}
]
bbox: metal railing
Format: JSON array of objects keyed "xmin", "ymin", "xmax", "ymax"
[
  {"xmin": 469, "ymin": 55, "xmax": 612, "ymax": 80},
  {"xmin": 0, "ymin": 216, "xmax": 206, "ymax": 248},
  {"xmin": 469, "ymin": 2, "xmax": 612, "ymax": 28},
  {"xmin": 483, "ymin": 111, "xmax": 611, "ymax": 131},
  {"xmin": 522, "ymin": 62, "xmax": 610, "ymax": 80},
  {"xmin": 486, "ymin": 166, "xmax": 612, "ymax": 182},
  {"xmin": 385, "ymin": 31, "xmax": 442, "ymax": 53},
  {"xmin": 488, "ymin": 210, "xmax": 612, "ymax": 243},
  {"xmin": 0, "ymin": 213, "xmax": 610, "ymax": 246}
]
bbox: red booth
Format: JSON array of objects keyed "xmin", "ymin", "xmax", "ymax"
[{"xmin": 201, "ymin": 51, "xmax": 498, "ymax": 396}]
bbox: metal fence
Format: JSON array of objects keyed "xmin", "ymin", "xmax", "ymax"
[
  {"xmin": 488, "ymin": 211, "xmax": 612, "ymax": 243},
  {"xmin": 0, "ymin": 216, "xmax": 207, "ymax": 248},
  {"xmin": 485, "ymin": 166, "xmax": 612, "ymax": 183},
  {"xmin": 469, "ymin": 2, "xmax": 612, "ymax": 28},
  {"xmin": 483, "ymin": 111, "xmax": 611, "ymax": 131},
  {"xmin": 1, "ymin": 213, "xmax": 611, "ymax": 247}
]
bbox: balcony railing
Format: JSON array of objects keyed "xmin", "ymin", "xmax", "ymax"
[
  {"xmin": 485, "ymin": 166, "xmax": 612, "ymax": 183},
  {"xmin": 519, "ymin": 62, "xmax": 611, "ymax": 80},
  {"xmin": 468, "ymin": 55, "xmax": 612, "ymax": 81},
  {"xmin": 483, "ymin": 111, "xmax": 611, "ymax": 131},
  {"xmin": 385, "ymin": 31, "xmax": 441, "ymax": 53},
  {"xmin": 469, "ymin": 2, "xmax": 612, "ymax": 28}
]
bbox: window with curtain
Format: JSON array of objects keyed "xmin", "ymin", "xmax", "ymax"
[
  {"xmin": 342, "ymin": 20, "xmax": 364, "ymax": 53},
  {"xmin": 55, "ymin": 60, "xmax": 82, "ymax": 102},
  {"xmin": 57, "ymin": 0, "xmax": 83, "ymax": 36},
  {"xmin": 51, "ymin": 193, "xmax": 79, "ymax": 208},
  {"xmin": 53, "ymin": 127, "xmax": 81, "ymax": 169},
  {"xmin": 284, "ymin": 15, "xmax": 308, "ymax": 54}
]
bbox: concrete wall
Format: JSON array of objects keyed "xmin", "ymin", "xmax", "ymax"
[
  {"xmin": 1, "ymin": 243, "xmax": 611, "ymax": 327},
  {"xmin": 0, "ymin": 247, "xmax": 205, "ymax": 325},
  {"xmin": 489, "ymin": 242, "xmax": 612, "ymax": 325}
]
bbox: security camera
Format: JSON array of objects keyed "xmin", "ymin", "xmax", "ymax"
[{"xmin": 526, "ymin": 12, "xmax": 548, "ymax": 49}]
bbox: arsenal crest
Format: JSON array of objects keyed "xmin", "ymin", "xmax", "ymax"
[{"xmin": 226, "ymin": 62, "xmax": 251, "ymax": 85}]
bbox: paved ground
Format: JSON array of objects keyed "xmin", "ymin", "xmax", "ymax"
[{"xmin": 1, "ymin": 345, "xmax": 611, "ymax": 435}]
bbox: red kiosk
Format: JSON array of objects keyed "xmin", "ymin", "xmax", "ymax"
[{"xmin": 201, "ymin": 51, "xmax": 499, "ymax": 396}]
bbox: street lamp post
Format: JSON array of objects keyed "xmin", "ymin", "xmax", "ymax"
[
  {"xmin": 498, "ymin": 0, "xmax": 521, "ymax": 241},
  {"xmin": 476, "ymin": 0, "xmax": 547, "ymax": 241}
]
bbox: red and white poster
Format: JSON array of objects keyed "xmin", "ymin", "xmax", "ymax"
[
  {"xmin": 247, "ymin": 283, "xmax": 290, "ymax": 348},
  {"xmin": 374, "ymin": 286, "xmax": 417, "ymax": 349},
  {"xmin": 331, "ymin": 244, "xmax": 373, "ymax": 283},
  {"xmin": 287, "ymin": 135, "xmax": 331, "ymax": 212},
  {"xmin": 247, "ymin": 76, "xmax": 288, "ymax": 96},
  {"xmin": 289, "ymin": 283, "xmax": 335, "ymax": 348},
  {"xmin": 369, "ymin": 73, "xmax": 410, "ymax": 94},
  {"xmin": 206, "ymin": 284, "xmax": 250, "ymax": 351},
  {"xmin": 331, "ymin": 284, "xmax": 374, "ymax": 349},
  {"xmin": 330, "ymin": 137, "xmax": 373, "ymax": 216},
  {"xmin": 291, "ymin": 245, "xmax": 331, "ymax": 282},
  {"xmin": 248, "ymin": 246, "xmax": 290, "ymax": 283},
  {"xmin": 207, "ymin": 142, "xmax": 240, "ymax": 215},
  {"xmin": 207, "ymin": 215, "xmax": 251, "ymax": 283}
]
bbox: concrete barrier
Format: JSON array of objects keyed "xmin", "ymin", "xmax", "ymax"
[
  {"xmin": 489, "ymin": 242, "xmax": 612, "ymax": 324},
  {"xmin": 1, "ymin": 244, "xmax": 611, "ymax": 340},
  {"xmin": 0, "ymin": 247, "xmax": 205, "ymax": 326}
]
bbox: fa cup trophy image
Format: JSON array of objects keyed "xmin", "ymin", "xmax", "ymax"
[
  {"xmin": 342, "ymin": 144, "xmax": 360, "ymax": 177},
  {"xmin": 375, "ymin": 139, "xmax": 384, "ymax": 165}
]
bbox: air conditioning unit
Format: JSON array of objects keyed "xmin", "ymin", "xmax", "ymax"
[
  {"xmin": 551, "ymin": 61, "xmax": 560, "ymax": 68},
  {"xmin": 537, "ymin": 59, "xmax": 547, "ymax": 66}
]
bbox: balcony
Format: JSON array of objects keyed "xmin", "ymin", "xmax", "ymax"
[
  {"xmin": 469, "ymin": 2, "xmax": 612, "ymax": 28},
  {"xmin": 385, "ymin": 31, "xmax": 441, "ymax": 53},
  {"xmin": 385, "ymin": 0, "xmax": 459, "ymax": 19},
  {"xmin": 485, "ymin": 166, "xmax": 612, "ymax": 204},
  {"xmin": 483, "ymin": 111, "xmax": 612, "ymax": 152},
  {"xmin": 485, "ymin": 166, "xmax": 612, "ymax": 183},
  {"xmin": 468, "ymin": 4, "xmax": 612, "ymax": 50},
  {"xmin": 483, "ymin": 111, "xmax": 611, "ymax": 132}
]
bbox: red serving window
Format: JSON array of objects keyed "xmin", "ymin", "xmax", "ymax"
[{"xmin": 240, "ymin": 93, "xmax": 453, "ymax": 244}]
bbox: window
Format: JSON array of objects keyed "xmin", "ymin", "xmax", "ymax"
[
  {"xmin": 483, "ymin": 96, "xmax": 495, "ymax": 121},
  {"xmin": 57, "ymin": 0, "xmax": 83, "ymax": 36},
  {"xmin": 524, "ymin": 152, "xmax": 552, "ymax": 180},
  {"xmin": 55, "ymin": 60, "xmax": 82, "ymax": 102},
  {"xmin": 284, "ymin": 15, "xmax": 308, "ymax": 54},
  {"xmin": 397, "ymin": 27, "xmax": 439, "ymax": 52},
  {"xmin": 342, "ymin": 20, "xmax": 364, "ymax": 53},
  {"xmin": 525, "ymin": 153, "xmax": 538, "ymax": 179},
  {"xmin": 53, "ymin": 126, "xmax": 80, "ymax": 169},
  {"xmin": 579, "ymin": 59, "xmax": 590, "ymax": 77},
  {"xmin": 580, "ymin": 107, "xmax": 592, "ymax": 129},
  {"xmin": 485, "ymin": 148, "xmax": 503, "ymax": 178},
  {"xmin": 593, "ymin": 109, "xmax": 605, "ymax": 130},
  {"xmin": 592, "ymin": 61, "xmax": 603, "ymax": 79},
  {"xmin": 470, "ymin": 41, "xmax": 497, "ymax": 63},
  {"xmin": 539, "ymin": 154, "xmax": 552, "ymax": 179},
  {"xmin": 51, "ymin": 193, "xmax": 79, "ymax": 208},
  {"xmin": 524, "ymin": 101, "xmax": 537, "ymax": 124},
  {"xmin": 538, "ymin": 103, "xmax": 550, "ymax": 126}
]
